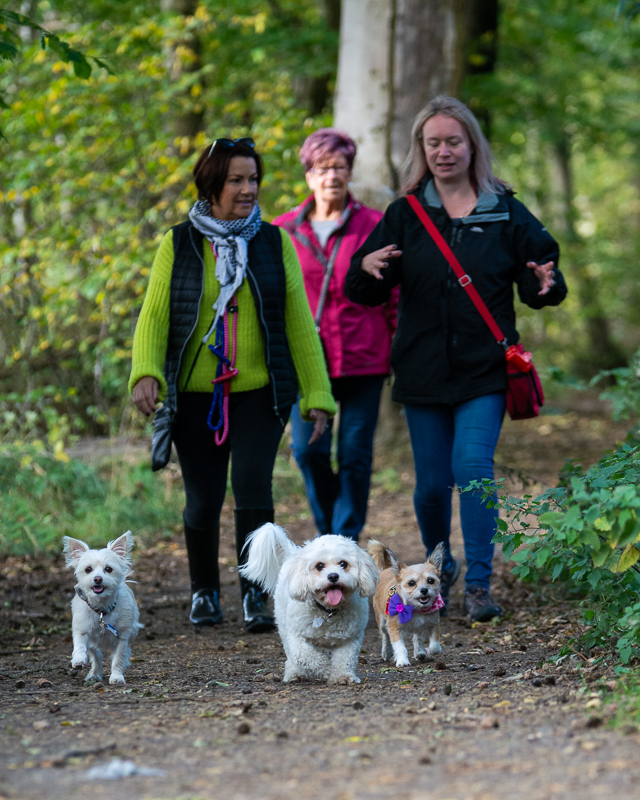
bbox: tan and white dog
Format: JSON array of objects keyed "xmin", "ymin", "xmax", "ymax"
[{"xmin": 368, "ymin": 540, "xmax": 444, "ymax": 668}]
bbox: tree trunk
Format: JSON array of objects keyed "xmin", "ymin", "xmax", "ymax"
[
  {"xmin": 161, "ymin": 0, "xmax": 205, "ymax": 148},
  {"xmin": 552, "ymin": 134, "xmax": 626, "ymax": 373},
  {"xmin": 141, "ymin": 0, "xmax": 205, "ymax": 231},
  {"xmin": 295, "ymin": 0, "xmax": 342, "ymax": 115},
  {"xmin": 334, "ymin": 0, "xmax": 487, "ymax": 206}
]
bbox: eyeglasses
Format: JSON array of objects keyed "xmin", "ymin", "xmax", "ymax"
[
  {"xmin": 209, "ymin": 137, "xmax": 256, "ymax": 157},
  {"xmin": 311, "ymin": 165, "xmax": 349, "ymax": 176}
]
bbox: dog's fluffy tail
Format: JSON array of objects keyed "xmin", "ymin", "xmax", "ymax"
[
  {"xmin": 239, "ymin": 523, "xmax": 298, "ymax": 594},
  {"xmin": 367, "ymin": 538, "xmax": 401, "ymax": 573}
]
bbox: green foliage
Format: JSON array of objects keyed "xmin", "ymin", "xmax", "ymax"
[
  {"xmin": 617, "ymin": 1, "xmax": 640, "ymax": 22},
  {"xmin": 591, "ymin": 346, "xmax": 640, "ymax": 425},
  {"xmin": 0, "ymin": 441, "xmax": 183, "ymax": 554},
  {"xmin": 0, "ymin": 0, "xmax": 335, "ymax": 446},
  {"xmin": 464, "ymin": 0, "xmax": 640, "ymax": 373},
  {"xmin": 0, "ymin": 435, "xmax": 307, "ymax": 556},
  {"xmin": 0, "ymin": 5, "xmax": 109, "ymax": 134},
  {"xmin": 475, "ymin": 441, "xmax": 640, "ymax": 663}
]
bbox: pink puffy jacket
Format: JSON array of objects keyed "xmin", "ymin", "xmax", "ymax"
[{"xmin": 273, "ymin": 195, "xmax": 398, "ymax": 379}]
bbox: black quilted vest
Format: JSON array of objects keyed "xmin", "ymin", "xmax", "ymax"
[{"xmin": 163, "ymin": 220, "xmax": 298, "ymax": 422}]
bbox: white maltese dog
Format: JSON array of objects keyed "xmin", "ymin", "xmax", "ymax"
[
  {"xmin": 63, "ymin": 531, "xmax": 142, "ymax": 685},
  {"xmin": 240, "ymin": 524, "xmax": 379, "ymax": 685}
]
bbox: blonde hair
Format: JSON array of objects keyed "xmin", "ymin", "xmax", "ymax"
[{"xmin": 400, "ymin": 96, "xmax": 510, "ymax": 196}]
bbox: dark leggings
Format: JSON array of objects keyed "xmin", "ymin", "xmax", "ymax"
[{"xmin": 173, "ymin": 388, "xmax": 289, "ymax": 530}]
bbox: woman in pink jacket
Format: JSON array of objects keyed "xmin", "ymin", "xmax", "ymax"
[{"xmin": 273, "ymin": 129, "xmax": 397, "ymax": 541}]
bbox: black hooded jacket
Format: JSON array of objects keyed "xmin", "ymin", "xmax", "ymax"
[{"xmin": 345, "ymin": 180, "xmax": 567, "ymax": 406}]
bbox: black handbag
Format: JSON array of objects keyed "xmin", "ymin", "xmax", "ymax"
[
  {"xmin": 150, "ymin": 403, "xmax": 176, "ymax": 472},
  {"xmin": 148, "ymin": 309, "xmax": 214, "ymax": 471}
]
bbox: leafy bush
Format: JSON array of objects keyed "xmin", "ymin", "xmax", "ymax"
[
  {"xmin": 592, "ymin": 347, "xmax": 640, "ymax": 426},
  {"xmin": 474, "ymin": 441, "xmax": 640, "ymax": 664},
  {"xmin": 0, "ymin": 435, "xmax": 308, "ymax": 556},
  {"xmin": 0, "ymin": 442, "xmax": 183, "ymax": 555}
]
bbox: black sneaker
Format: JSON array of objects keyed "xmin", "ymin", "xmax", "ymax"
[
  {"xmin": 439, "ymin": 558, "xmax": 461, "ymax": 617},
  {"xmin": 464, "ymin": 587, "xmax": 503, "ymax": 623},
  {"xmin": 190, "ymin": 589, "xmax": 223, "ymax": 626}
]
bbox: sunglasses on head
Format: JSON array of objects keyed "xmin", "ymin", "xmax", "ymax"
[{"xmin": 209, "ymin": 137, "xmax": 256, "ymax": 157}]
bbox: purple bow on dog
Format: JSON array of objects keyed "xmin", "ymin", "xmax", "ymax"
[{"xmin": 387, "ymin": 593, "xmax": 414, "ymax": 623}]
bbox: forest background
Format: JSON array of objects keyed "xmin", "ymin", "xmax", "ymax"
[
  {"xmin": 3, "ymin": 0, "xmax": 640, "ymax": 660},
  {"xmin": 2, "ymin": 0, "xmax": 640, "ymax": 451}
]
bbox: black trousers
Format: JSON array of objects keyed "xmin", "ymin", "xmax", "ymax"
[{"xmin": 173, "ymin": 388, "xmax": 289, "ymax": 530}]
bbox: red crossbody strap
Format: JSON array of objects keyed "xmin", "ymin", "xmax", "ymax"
[{"xmin": 406, "ymin": 194, "xmax": 506, "ymax": 346}]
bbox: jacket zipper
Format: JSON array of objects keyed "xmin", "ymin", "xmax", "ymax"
[
  {"xmin": 172, "ymin": 227, "xmax": 207, "ymax": 401},
  {"xmin": 449, "ymin": 224, "xmax": 463, "ymax": 250}
]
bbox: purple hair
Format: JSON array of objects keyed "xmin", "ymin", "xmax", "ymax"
[{"xmin": 299, "ymin": 128, "xmax": 357, "ymax": 172}]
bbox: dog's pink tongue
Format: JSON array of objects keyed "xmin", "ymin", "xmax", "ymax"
[{"xmin": 326, "ymin": 588, "xmax": 343, "ymax": 606}]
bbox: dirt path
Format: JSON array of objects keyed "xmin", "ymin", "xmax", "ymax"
[{"xmin": 2, "ymin": 398, "xmax": 640, "ymax": 800}]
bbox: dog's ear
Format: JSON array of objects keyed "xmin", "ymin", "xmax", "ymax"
[
  {"xmin": 283, "ymin": 556, "xmax": 312, "ymax": 601},
  {"xmin": 108, "ymin": 531, "xmax": 134, "ymax": 561},
  {"xmin": 63, "ymin": 536, "xmax": 89, "ymax": 567},
  {"xmin": 427, "ymin": 542, "xmax": 445, "ymax": 573},
  {"xmin": 354, "ymin": 549, "xmax": 379, "ymax": 598}
]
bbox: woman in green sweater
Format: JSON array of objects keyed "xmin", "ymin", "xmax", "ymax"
[{"xmin": 130, "ymin": 138, "xmax": 336, "ymax": 632}]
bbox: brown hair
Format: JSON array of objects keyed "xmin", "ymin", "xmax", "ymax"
[
  {"xmin": 400, "ymin": 96, "xmax": 510, "ymax": 196},
  {"xmin": 193, "ymin": 139, "xmax": 264, "ymax": 202}
]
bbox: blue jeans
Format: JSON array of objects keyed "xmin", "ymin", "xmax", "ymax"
[
  {"xmin": 404, "ymin": 392, "xmax": 506, "ymax": 588},
  {"xmin": 290, "ymin": 375, "xmax": 385, "ymax": 540}
]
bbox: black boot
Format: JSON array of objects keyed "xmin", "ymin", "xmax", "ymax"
[
  {"xmin": 242, "ymin": 585, "xmax": 276, "ymax": 633},
  {"xmin": 184, "ymin": 522, "xmax": 222, "ymax": 626},
  {"xmin": 189, "ymin": 588, "xmax": 223, "ymax": 626},
  {"xmin": 234, "ymin": 508, "xmax": 277, "ymax": 633}
]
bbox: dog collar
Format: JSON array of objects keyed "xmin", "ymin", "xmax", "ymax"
[
  {"xmin": 312, "ymin": 599, "xmax": 338, "ymax": 628},
  {"xmin": 75, "ymin": 585, "xmax": 119, "ymax": 637},
  {"xmin": 385, "ymin": 591, "xmax": 444, "ymax": 623}
]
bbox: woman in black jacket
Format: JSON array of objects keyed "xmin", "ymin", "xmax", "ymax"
[{"xmin": 346, "ymin": 96, "xmax": 567, "ymax": 622}]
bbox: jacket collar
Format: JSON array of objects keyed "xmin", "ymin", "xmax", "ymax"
[
  {"xmin": 422, "ymin": 178, "xmax": 502, "ymax": 214},
  {"xmin": 294, "ymin": 193, "xmax": 360, "ymax": 230}
]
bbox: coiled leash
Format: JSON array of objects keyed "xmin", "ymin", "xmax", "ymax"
[{"xmin": 206, "ymin": 296, "xmax": 238, "ymax": 445}]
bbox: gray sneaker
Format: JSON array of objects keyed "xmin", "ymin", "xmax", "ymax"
[{"xmin": 464, "ymin": 587, "xmax": 502, "ymax": 623}]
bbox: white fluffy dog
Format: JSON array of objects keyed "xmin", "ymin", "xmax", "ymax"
[
  {"xmin": 63, "ymin": 531, "xmax": 142, "ymax": 685},
  {"xmin": 240, "ymin": 524, "xmax": 379, "ymax": 685}
]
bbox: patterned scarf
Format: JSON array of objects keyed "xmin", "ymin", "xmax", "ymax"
[{"xmin": 188, "ymin": 199, "xmax": 262, "ymax": 338}]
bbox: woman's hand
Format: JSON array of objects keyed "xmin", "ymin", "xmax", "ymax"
[
  {"xmin": 526, "ymin": 260, "xmax": 556, "ymax": 296},
  {"xmin": 308, "ymin": 409, "xmax": 328, "ymax": 445},
  {"xmin": 361, "ymin": 245, "xmax": 402, "ymax": 280},
  {"xmin": 132, "ymin": 376, "xmax": 159, "ymax": 416}
]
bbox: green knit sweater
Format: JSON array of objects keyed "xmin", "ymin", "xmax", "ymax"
[{"xmin": 129, "ymin": 227, "xmax": 336, "ymax": 420}]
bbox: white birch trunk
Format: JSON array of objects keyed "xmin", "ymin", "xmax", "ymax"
[{"xmin": 334, "ymin": 0, "xmax": 465, "ymax": 209}]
